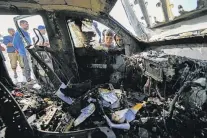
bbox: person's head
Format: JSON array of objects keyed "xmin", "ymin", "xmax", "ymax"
[
  {"xmin": 178, "ymin": 5, "xmax": 183, "ymax": 11},
  {"xmin": 8, "ymin": 28, "xmax": 15, "ymax": 36},
  {"xmin": 20, "ymin": 20, "xmax": 29, "ymax": 30},
  {"xmin": 114, "ymin": 35, "xmax": 122, "ymax": 46},
  {"xmin": 104, "ymin": 29, "xmax": 114, "ymax": 47},
  {"xmin": 38, "ymin": 25, "xmax": 46, "ymax": 35}
]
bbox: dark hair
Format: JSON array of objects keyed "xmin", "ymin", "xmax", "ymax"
[
  {"xmin": 19, "ymin": 20, "xmax": 28, "ymax": 25},
  {"xmin": 8, "ymin": 28, "xmax": 14, "ymax": 32},
  {"xmin": 105, "ymin": 29, "xmax": 114, "ymax": 37},
  {"xmin": 178, "ymin": 5, "xmax": 183, "ymax": 9}
]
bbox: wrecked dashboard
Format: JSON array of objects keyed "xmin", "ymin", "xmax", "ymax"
[{"xmin": 1, "ymin": 48, "xmax": 207, "ymax": 138}]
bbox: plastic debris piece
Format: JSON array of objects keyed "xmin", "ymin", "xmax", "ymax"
[
  {"xmin": 193, "ymin": 78, "xmax": 206, "ymax": 87},
  {"xmin": 126, "ymin": 102, "xmax": 146, "ymax": 122},
  {"xmin": 100, "ymin": 91, "xmax": 118, "ymax": 104},
  {"xmin": 74, "ymin": 103, "xmax": 96, "ymax": 127},
  {"xmin": 104, "ymin": 115, "xmax": 130, "ymax": 130},
  {"xmin": 56, "ymin": 83, "xmax": 73, "ymax": 105},
  {"xmin": 112, "ymin": 109, "xmax": 128, "ymax": 123}
]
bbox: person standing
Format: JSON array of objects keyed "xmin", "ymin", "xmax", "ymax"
[
  {"xmin": 38, "ymin": 25, "xmax": 50, "ymax": 47},
  {"xmin": 102, "ymin": 29, "xmax": 115, "ymax": 48},
  {"xmin": 3, "ymin": 28, "xmax": 24, "ymax": 78},
  {"xmin": 13, "ymin": 20, "xmax": 35, "ymax": 84},
  {"xmin": 33, "ymin": 25, "xmax": 50, "ymax": 47}
]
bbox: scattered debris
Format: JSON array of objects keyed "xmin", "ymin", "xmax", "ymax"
[{"xmin": 1, "ymin": 47, "xmax": 207, "ymax": 138}]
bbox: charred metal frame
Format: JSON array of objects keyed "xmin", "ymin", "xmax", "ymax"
[
  {"xmin": 160, "ymin": 0, "xmax": 170, "ymax": 22},
  {"xmin": 137, "ymin": 0, "xmax": 152, "ymax": 27},
  {"xmin": 121, "ymin": 0, "xmax": 149, "ymax": 41},
  {"xmin": 0, "ymin": 82, "xmax": 34, "ymax": 138},
  {"xmin": 0, "ymin": 82, "xmax": 116, "ymax": 138}
]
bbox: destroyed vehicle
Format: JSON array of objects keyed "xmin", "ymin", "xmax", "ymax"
[{"xmin": 1, "ymin": 0, "xmax": 207, "ymax": 138}]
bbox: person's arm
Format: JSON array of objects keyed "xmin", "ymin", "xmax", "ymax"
[
  {"xmin": 0, "ymin": 44, "xmax": 5, "ymax": 51},
  {"xmin": 3, "ymin": 36, "xmax": 13, "ymax": 47},
  {"xmin": 7, "ymin": 43, "xmax": 13, "ymax": 46},
  {"xmin": 13, "ymin": 32, "xmax": 20, "ymax": 52}
]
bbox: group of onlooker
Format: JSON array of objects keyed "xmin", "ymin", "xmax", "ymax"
[
  {"xmin": 93, "ymin": 28, "xmax": 122, "ymax": 50},
  {"xmin": 1, "ymin": 20, "xmax": 48, "ymax": 85}
]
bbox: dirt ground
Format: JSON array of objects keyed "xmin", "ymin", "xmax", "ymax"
[{"xmin": 2, "ymin": 51, "xmax": 36, "ymax": 84}]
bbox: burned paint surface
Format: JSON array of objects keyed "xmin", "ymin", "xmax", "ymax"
[{"xmin": 0, "ymin": 0, "xmax": 117, "ymax": 14}]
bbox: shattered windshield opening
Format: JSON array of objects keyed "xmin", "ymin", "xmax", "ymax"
[
  {"xmin": 119, "ymin": 0, "xmax": 207, "ymax": 41},
  {"xmin": 110, "ymin": 0, "xmax": 136, "ymax": 36}
]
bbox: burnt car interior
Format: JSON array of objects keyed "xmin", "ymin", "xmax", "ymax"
[{"xmin": 0, "ymin": 0, "xmax": 207, "ymax": 138}]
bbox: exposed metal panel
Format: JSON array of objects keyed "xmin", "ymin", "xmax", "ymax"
[
  {"xmin": 65, "ymin": 0, "xmax": 92, "ymax": 9},
  {"xmin": 40, "ymin": 5, "xmax": 97, "ymax": 15},
  {"xmin": 34, "ymin": 0, "xmax": 66, "ymax": 5},
  {"xmin": 91, "ymin": 0, "xmax": 105, "ymax": 12},
  {"xmin": 0, "ymin": 1, "xmax": 41, "ymax": 9},
  {"xmin": 0, "ymin": 0, "xmax": 117, "ymax": 13}
]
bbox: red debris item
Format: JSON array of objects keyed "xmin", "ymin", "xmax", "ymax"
[
  {"xmin": 12, "ymin": 90, "xmax": 24, "ymax": 97},
  {"xmin": 15, "ymin": 92, "xmax": 24, "ymax": 97}
]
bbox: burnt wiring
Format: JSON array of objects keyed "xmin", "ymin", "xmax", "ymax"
[{"xmin": 172, "ymin": 63, "xmax": 190, "ymax": 89}]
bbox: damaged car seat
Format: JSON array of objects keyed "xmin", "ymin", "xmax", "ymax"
[{"xmin": 60, "ymin": 80, "xmax": 92, "ymax": 98}]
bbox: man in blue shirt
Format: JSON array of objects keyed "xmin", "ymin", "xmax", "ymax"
[
  {"xmin": 3, "ymin": 28, "xmax": 24, "ymax": 78},
  {"xmin": 13, "ymin": 20, "xmax": 34, "ymax": 84}
]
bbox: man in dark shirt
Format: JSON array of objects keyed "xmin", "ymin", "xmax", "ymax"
[{"xmin": 3, "ymin": 28, "xmax": 24, "ymax": 78}]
